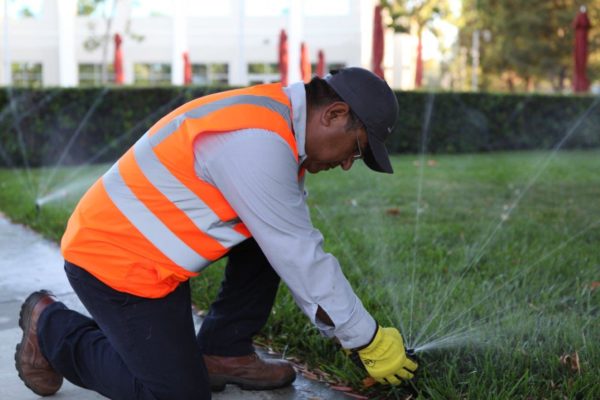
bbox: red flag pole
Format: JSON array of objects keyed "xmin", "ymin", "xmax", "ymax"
[
  {"xmin": 415, "ymin": 31, "xmax": 423, "ymax": 88},
  {"xmin": 317, "ymin": 50, "xmax": 325, "ymax": 77},
  {"xmin": 573, "ymin": 6, "xmax": 591, "ymax": 93},
  {"xmin": 300, "ymin": 42, "xmax": 312, "ymax": 83},
  {"xmin": 279, "ymin": 29, "xmax": 289, "ymax": 86},
  {"xmin": 113, "ymin": 33, "xmax": 124, "ymax": 85},
  {"xmin": 372, "ymin": 5, "xmax": 385, "ymax": 79},
  {"xmin": 183, "ymin": 52, "xmax": 192, "ymax": 85}
]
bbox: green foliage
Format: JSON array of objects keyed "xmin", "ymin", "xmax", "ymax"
[
  {"xmin": 1, "ymin": 151, "xmax": 599, "ymax": 398},
  {"xmin": 0, "ymin": 86, "xmax": 228, "ymax": 168},
  {"xmin": 381, "ymin": 0, "xmax": 451, "ymax": 35},
  {"xmin": 260, "ymin": 151, "xmax": 599, "ymax": 398},
  {"xmin": 459, "ymin": 0, "xmax": 600, "ymax": 91},
  {"xmin": 1, "ymin": 88, "xmax": 598, "ymax": 169},
  {"xmin": 0, "ymin": 165, "xmax": 109, "ymax": 241},
  {"xmin": 77, "ymin": 0, "xmax": 105, "ymax": 16},
  {"xmin": 391, "ymin": 91, "xmax": 600, "ymax": 153}
]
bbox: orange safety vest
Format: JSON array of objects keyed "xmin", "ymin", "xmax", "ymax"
[{"xmin": 61, "ymin": 83, "xmax": 299, "ymax": 298}]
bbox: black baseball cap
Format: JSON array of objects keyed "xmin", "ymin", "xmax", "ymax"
[{"xmin": 324, "ymin": 67, "xmax": 398, "ymax": 173}]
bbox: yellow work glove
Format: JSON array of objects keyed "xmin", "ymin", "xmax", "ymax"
[{"xmin": 353, "ymin": 326, "xmax": 418, "ymax": 385}]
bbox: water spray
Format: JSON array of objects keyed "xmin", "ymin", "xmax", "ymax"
[{"xmin": 35, "ymin": 189, "xmax": 69, "ymax": 211}]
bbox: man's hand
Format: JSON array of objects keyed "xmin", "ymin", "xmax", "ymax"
[{"xmin": 355, "ymin": 326, "xmax": 417, "ymax": 385}]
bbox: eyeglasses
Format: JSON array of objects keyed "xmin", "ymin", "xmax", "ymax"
[{"xmin": 352, "ymin": 130, "xmax": 364, "ymax": 160}]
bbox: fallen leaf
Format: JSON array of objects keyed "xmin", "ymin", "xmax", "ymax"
[
  {"xmin": 362, "ymin": 376, "xmax": 377, "ymax": 388},
  {"xmin": 343, "ymin": 393, "xmax": 369, "ymax": 400},
  {"xmin": 589, "ymin": 282, "xmax": 600, "ymax": 291},
  {"xmin": 427, "ymin": 159, "xmax": 438, "ymax": 167},
  {"xmin": 295, "ymin": 364, "xmax": 308, "ymax": 372},
  {"xmin": 313, "ymin": 368, "xmax": 331, "ymax": 380},
  {"xmin": 559, "ymin": 352, "xmax": 581, "ymax": 373},
  {"xmin": 386, "ymin": 208, "xmax": 401, "ymax": 216},
  {"xmin": 330, "ymin": 385, "xmax": 353, "ymax": 392},
  {"xmin": 302, "ymin": 371, "xmax": 319, "ymax": 380}
]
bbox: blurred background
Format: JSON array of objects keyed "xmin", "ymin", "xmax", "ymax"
[{"xmin": 0, "ymin": 0, "xmax": 597, "ymax": 94}]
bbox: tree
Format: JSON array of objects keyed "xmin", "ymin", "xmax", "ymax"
[
  {"xmin": 460, "ymin": 0, "xmax": 600, "ymax": 92},
  {"xmin": 80, "ymin": 0, "xmax": 144, "ymax": 84},
  {"xmin": 380, "ymin": 0, "xmax": 451, "ymax": 88},
  {"xmin": 78, "ymin": 0, "xmax": 105, "ymax": 16}
]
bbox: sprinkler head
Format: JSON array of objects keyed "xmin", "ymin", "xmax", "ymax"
[{"xmin": 406, "ymin": 348, "xmax": 418, "ymax": 363}]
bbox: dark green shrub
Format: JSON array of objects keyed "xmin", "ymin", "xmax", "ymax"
[
  {"xmin": 0, "ymin": 86, "xmax": 226, "ymax": 167},
  {"xmin": 392, "ymin": 91, "xmax": 600, "ymax": 153},
  {"xmin": 0, "ymin": 87, "xmax": 598, "ymax": 167}
]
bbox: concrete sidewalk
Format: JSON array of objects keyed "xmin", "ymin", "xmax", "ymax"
[{"xmin": 0, "ymin": 215, "xmax": 350, "ymax": 400}]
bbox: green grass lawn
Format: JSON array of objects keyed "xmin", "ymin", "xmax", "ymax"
[{"xmin": 1, "ymin": 150, "xmax": 599, "ymax": 399}]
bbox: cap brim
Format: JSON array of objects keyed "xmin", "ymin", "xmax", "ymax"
[{"xmin": 363, "ymin": 132, "xmax": 393, "ymax": 173}]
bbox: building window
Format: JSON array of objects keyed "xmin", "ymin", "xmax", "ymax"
[
  {"xmin": 79, "ymin": 64, "xmax": 115, "ymax": 86},
  {"xmin": 192, "ymin": 63, "xmax": 229, "ymax": 85},
  {"xmin": 77, "ymin": 0, "xmax": 117, "ymax": 17},
  {"xmin": 328, "ymin": 63, "xmax": 346, "ymax": 71},
  {"xmin": 7, "ymin": 0, "xmax": 43, "ymax": 19},
  {"xmin": 247, "ymin": 63, "xmax": 279, "ymax": 85},
  {"xmin": 134, "ymin": 63, "xmax": 172, "ymax": 85},
  {"xmin": 310, "ymin": 62, "xmax": 347, "ymax": 76},
  {"xmin": 11, "ymin": 63, "xmax": 43, "ymax": 87}
]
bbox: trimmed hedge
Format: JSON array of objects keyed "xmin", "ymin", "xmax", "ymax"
[
  {"xmin": 0, "ymin": 87, "xmax": 598, "ymax": 167},
  {"xmin": 0, "ymin": 86, "xmax": 226, "ymax": 167},
  {"xmin": 392, "ymin": 91, "xmax": 600, "ymax": 154}
]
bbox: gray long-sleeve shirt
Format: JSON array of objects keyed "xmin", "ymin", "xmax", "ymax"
[{"xmin": 193, "ymin": 82, "xmax": 376, "ymax": 349}]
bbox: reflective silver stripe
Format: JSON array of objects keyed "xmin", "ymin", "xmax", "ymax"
[
  {"xmin": 102, "ymin": 163, "xmax": 211, "ymax": 272},
  {"xmin": 134, "ymin": 135, "xmax": 248, "ymax": 248},
  {"xmin": 149, "ymin": 95, "xmax": 292, "ymax": 147}
]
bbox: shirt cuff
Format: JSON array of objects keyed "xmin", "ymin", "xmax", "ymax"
[{"xmin": 333, "ymin": 302, "xmax": 377, "ymax": 349}]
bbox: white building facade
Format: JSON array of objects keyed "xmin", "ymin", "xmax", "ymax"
[{"xmin": 0, "ymin": 0, "xmax": 417, "ymax": 89}]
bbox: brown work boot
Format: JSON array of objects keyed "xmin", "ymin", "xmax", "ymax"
[
  {"xmin": 203, "ymin": 352, "xmax": 296, "ymax": 391},
  {"xmin": 14, "ymin": 290, "xmax": 63, "ymax": 396}
]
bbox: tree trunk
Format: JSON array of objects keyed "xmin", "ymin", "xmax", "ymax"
[
  {"xmin": 506, "ymin": 72, "xmax": 515, "ymax": 92},
  {"xmin": 558, "ymin": 67, "xmax": 567, "ymax": 92}
]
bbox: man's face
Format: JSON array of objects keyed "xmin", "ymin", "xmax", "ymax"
[{"xmin": 302, "ymin": 102, "xmax": 368, "ymax": 174}]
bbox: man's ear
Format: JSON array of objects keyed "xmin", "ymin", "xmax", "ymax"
[{"xmin": 322, "ymin": 102, "xmax": 350, "ymax": 126}]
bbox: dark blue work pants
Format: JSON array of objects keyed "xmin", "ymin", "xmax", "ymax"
[{"xmin": 37, "ymin": 238, "xmax": 281, "ymax": 400}]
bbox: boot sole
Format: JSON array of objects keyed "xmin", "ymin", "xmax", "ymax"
[
  {"xmin": 210, "ymin": 373, "xmax": 296, "ymax": 392},
  {"xmin": 14, "ymin": 290, "xmax": 62, "ymax": 397}
]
